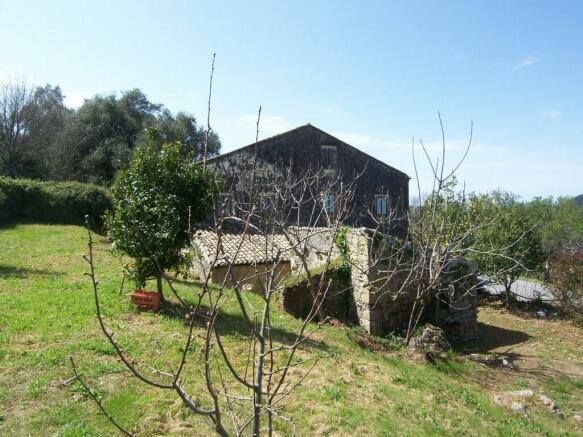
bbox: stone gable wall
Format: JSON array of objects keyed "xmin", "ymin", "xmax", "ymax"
[
  {"xmin": 207, "ymin": 125, "xmax": 409, "ymax": 237},
  {"xmin": 348, "ymin": 228, "xmax": 419, "ymax": 334}
]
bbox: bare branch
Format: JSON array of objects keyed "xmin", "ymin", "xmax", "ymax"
[
  {"xmin": 69, "ymin": 356, "xmax": 135, "ymax": 437},
  {"xmin": 203, "ymin": 53, "xmax": 216, "ymax": 171}
]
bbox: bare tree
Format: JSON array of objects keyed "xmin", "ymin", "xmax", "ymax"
[
  {"xmin": 203, "ymin": 53, "xmax": 216, "ymax": 172},
  {"xmin": 0, "ymin": 80, "xmax": 37, "ymax": 177},
  {"xmin": 548, "ymin": 248, "xmax": 583, "ymax": 319},
  {"xmin": 73, "ymin": 105, "xmax": 361, "ymax": 435},
  {"xmin": 348, "ymin": 114, "xmax": 539, "ymax": 342}
]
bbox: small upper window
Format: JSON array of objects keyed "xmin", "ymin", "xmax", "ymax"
[
  {"xmin": 217, "ymin": 193, "xmax": 233, "ymax": 216},
  {"xmin": 375, "ymin": 194, "xmax": 389, "ymax": 215},
  {"xmin": 320, "ymin": 145, "xmax": 337, "ymax": 168},
  {"xmin": 323, "ymin": 193, "xmax": 336, "ymax": 214}
]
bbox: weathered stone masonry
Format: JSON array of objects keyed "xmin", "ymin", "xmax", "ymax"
[
  {"xmin": 347, "ymin": 228, "xmax": 477, "ymax": 339},
  {"xmin": 281, "ymin": 228, "xmax": 478, "ymax": 340},
  {"xmin": 206, "ymin": 124, "xmax": 410, "ymax": 237}
]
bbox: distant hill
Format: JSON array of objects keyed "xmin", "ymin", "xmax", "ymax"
[{"xmin": 575, "ymin": 194, "xmax": 583, "ymax": 207}]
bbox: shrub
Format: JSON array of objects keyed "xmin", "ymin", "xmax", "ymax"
[
  {"xmin": 0, "ymin": 177, "xmax": 112, "ymax": 229},
  {"xmin": 105, "ymin": 141, "xmax": 217, "ymax": 294},
  {"xmin": 549, "ymin": 251, "xmax": 583, "ymax": 322}
]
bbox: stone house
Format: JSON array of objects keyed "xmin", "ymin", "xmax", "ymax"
[
  {"xmin": 206, "ymin": 124, "xmax": 410, "ymax": 236},
  {"xmin": 191, "ymin": 124, "xmax": 410, "ymax": 291},
  {"xmin": 190, "ymin": 125, "xmax": 478, "ymax": 339}
]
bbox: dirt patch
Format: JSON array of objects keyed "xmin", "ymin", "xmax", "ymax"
[{"xmin": 458, "ymin": 300, "xmax": 583, "ymax": 417}]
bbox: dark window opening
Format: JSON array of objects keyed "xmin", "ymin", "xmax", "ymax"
[
  {"xmin": 260, "ymin": 193, "xmax": 275, "ymax": 213},
  {"xmin": 320, "ymin": 145, "xmax": 337, "ymax": 168}
]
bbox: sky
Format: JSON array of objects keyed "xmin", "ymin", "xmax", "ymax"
[{"xmin": 1, "ymin": 0, "xmax": 582, "ymax": 199}]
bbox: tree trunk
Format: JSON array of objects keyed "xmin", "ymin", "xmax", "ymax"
[
  {"xmin": 252, "ymin": 304, "xmax": 268, "ymax": 437},
  {"xmin": 504, "ymin": 281, "xmax": 512, "ymax": 308},
  {"xmin": 156, "ymin": 273, "xmax": 165, "ymax": 302}
]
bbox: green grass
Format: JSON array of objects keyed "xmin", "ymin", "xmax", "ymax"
[{"xmin": 1, "ymin": 224, "xmax": 581, "ymax": 436}]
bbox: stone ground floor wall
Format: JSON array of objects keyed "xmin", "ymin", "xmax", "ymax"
[
  {"xmin": 347, "ymin": 228, "xmax": 478, "ymax": 339},
  {"xmin": 281, "ymin": 228, "xmax": 478, "ymax": 341},
  {"xmin": 279, "ymin": 269, "xmax": 357, "ymax": 323},
  {"xmin": 209, "ymin": 262, "xmax": 292, "ymax": 292}
]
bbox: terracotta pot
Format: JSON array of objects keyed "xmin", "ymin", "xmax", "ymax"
[{"xmin": 130, "ymin": 289, "xmax": 161, "ymax": 312}]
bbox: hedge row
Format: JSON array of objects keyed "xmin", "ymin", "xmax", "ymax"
[{"xmin": 0, "ymin": 177, "xmax": 112, "ymax": 228}]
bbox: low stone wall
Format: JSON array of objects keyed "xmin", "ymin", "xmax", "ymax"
[
  {"xmin": 280, "ymin": 269, "xmax": 356, "ymax": 323},
  {"xmin": 347, "ymin": 228, "xmax": 417, "ymax": 334},
  {"xmin": 210, "ymin": 262, "xmax": 292, "ymax": 292},
  {"xmin": 193, "ymin": 225, "xmax": 478, "ymax": 340},
  {"xmin": 347, "ymin": 228, "xmax": 478, "ymax": 339},
  {"xmin": 281, "ymin": 228, "xmax": 478, "ymax": 341}
]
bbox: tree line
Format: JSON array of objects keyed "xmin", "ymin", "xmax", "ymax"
[
  {"xmin": 0, "ymin": 81, "xmax": 221, "ymax": 184},
  {"xmin": 413, "ymin": 178, "xmax": 583, "ymax": 306}
]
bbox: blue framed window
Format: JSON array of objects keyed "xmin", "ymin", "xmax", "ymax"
[
  {"xmin": 375, "ymin": 194, "xmax": 388, "ymax": 215},
  {"xmin": 324, "ymin": 194, "xmax": 336, "ymax": 214}
]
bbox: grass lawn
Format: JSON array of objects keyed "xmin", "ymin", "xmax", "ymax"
[{"xmin": 1, "ymin": 224, "xmax": 582, "ymax": 436}]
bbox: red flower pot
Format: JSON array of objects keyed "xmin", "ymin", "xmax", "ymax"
[{"xmin": 130, "ymin": 290, "xmax": 161, "ymax": 312}]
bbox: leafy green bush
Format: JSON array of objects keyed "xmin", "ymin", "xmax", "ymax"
[
  {"xmin": 549, "ymin": 251, "xmax": 583, "ymax": 322},
  {"xmin": 0, "ymin": 177, "xmax": 112, "ymax": 228},
  {"xmin": 105, "ymin": 141, "xmax": 218, "ymax": 292}
]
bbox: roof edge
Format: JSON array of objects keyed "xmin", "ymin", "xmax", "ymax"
[{"xmin": 205, "ymin": 123, "xmax": 410, "ymax": 179}]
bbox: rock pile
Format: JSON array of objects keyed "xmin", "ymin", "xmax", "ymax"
[
  {"xmin": 409, "ymin": 325, "xmax": 452, "ymax": 359},
  {"xmin": 493, "ymin": 389, "xmax": 558, "ymax": 417}
]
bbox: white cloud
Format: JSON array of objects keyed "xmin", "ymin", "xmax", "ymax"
[
  {"xmin": 0, "ymin": 78, "xmax": 89, "ymax": 109},
  {"xmin": 514, "ymin": 55, "xmax": 543, "ymax": 69},
  {"xmin": 335, "ymin": 131, "xmax": 411, "ymax": 154},
  {"xmin": 237, "ymin": 114, "xmax": 294, "ymax": 140},
  {"xmin": 333, "ymin": 129, "xmax": 517, "ymax": 196},
  {"xmin": 64, "ymin": 92, "xmax": 88, "ymax": 109},
  {"xmin": 334, "ymin": 130, "xmax": 479, "ymax": 156},
  {"xmin": 334, "ymin": 131, "xmax": 373, "ymax": 146},
  {"xmin": 544, "ymin": 109, "xmax": 561, "ymax": 119}
]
